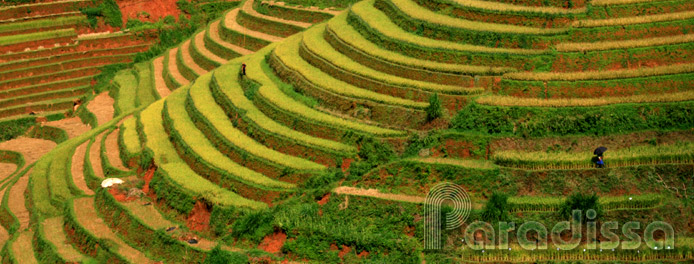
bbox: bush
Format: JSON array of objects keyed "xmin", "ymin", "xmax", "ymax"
[
  {"xmin": 426, "ymin": 93, "xmax": 443, "ymax": 121},
  {"xmin": 203, "ymin": 246, "xmax": 248, "ymax": 264},
  {"xmin": 559, "ymin": 192, "xmax": 602, "ymax": 221},
  {"xmin": 231, "ymin": 210, "xmax": 275, "ymax": 243},
  {"xmin": 80, "ymin": 0, "xmax": 123, "ymax": 28},
  {"xmin": 347, "ymin": 137, "xmax": 396, "ymax": 179},
  {"xmin": 0, "ymin": 118, "xmax": 35, "ymax": 142},
  {"xmin": 481, "ymin": 192, "xmax": 510, "ymax": 222},
  {"xmin": 303, "ymin": 170, "xmax": 343, "ymax": 190}
]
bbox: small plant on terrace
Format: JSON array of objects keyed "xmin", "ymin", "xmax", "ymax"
[
  {"xmin": 559, "ymin": 192, "xmax": 602, "ymax": 222},
  {"xmin": 426, "ymin": 93, "xmax": 443, "ymax": 121},
  {"xmin": 481, "ymin": 192, "xmax": 510, "ymax": 222}
]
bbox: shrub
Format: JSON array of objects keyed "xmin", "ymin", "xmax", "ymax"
[
  {"xmin": 481, "ymin": 192, "xmax": 510, "ymax": 222},
  {"xmin": 559, "ymin": 192, "xmax": 602, "ymax": 221},
  {"xmin": 0, "ymin": 117, "xmax": 35, "ymax": 142},
  {"xmin": 303, "ymin": 170, "xmax": 343, "ymax": 190},
  {"xmin": 204, "ymin": 246, "xmax": 248, "ymax": 264},
  {"xmin": 231, "ymin": 210, "xmax": 275, "ymax": 243},
  {"xmin": 426, "ymin": 93, "xmax": 443, "ymax": 121},
  {"xmin": 347, "ymin": 137, "xmax": 396, "ymax": 179},
  {"xmin": 80, "ymin": 0, "xmax": 123, "ymax": 28}
]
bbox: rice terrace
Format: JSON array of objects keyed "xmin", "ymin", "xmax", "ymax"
[{"xmin": 0, "ymin": 0, "xmax": 692, "ymax": 262}]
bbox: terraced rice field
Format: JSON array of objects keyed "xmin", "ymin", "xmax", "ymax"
[{"xmin": 0, "ymin": 0, "xmax": 692, "ymax": 262}]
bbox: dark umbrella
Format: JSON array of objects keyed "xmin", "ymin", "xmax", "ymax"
[{"xmin": 594, "ymin": 146, "xmax": 608, "ymax": 156}]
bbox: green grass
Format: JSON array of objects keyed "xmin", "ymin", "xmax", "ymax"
[
  {"xmin": 0, "ymin": 15, "xmax": 86, "ymax": 33},
  {"xmin": 303, "ymin": 24, "xmax": 482, "ymax": 95},
  {"xmin": 203, "ymin": 20, "xmax": 244, "ymax": 60},
  {"xmin": 0, "ymin": 28, "xmax": 75, "ymax": 46},
  {"xmin": 447, "ymin": 0, "xmax": 585, "ymax": 14},
  {"xmin": 157, "ymin": 163, "xmax": 267, "ymax": 210},
  {"xmin": 0, "ymin": 150, "xmax": 23, "ymax": 186},
  {"xmin": 119, "ymin": 117, "xmax": 141, "ymax": 158},
  {"xmin": 93, "ymin": 189, "xmax": 208, "ymax": 262},
  {"xmin": 476, "ymin": 91, "xmax": 694, "ymax": 107},
  {"xmin": 134, "ymin": 62, "xmax": 156, "ymax": 107},
  {"xmin": 212, "ymin": 64, "xmax": 356, "ymax": 153},
  {"xmin": 113, "ymin": 70, "xmax": 138, "ymax": 115},
  {"xmin": 0, "ymin": 75, "xmax": 93, "ymax": 99},
  {"xmin": 0, "ymin": 96, "xmax": 81, "ymax": 119},
  {"xmin": 139, "ymin": 100, "xmax": 183, "ymax": 164},
  {"xmin": 47, "ymin": 148, "xmax": 74, "ymax": 205},
  {"xmin": 507, "ymin": 194, "xmax": 661, "ymax": 212},
  {"xmin": 557, "ymin": 33, "xmax": 694, "ymax": 52},
  {"xmin": 175, "ymin": 41, "xmax": 201, "ymax": 81},
  {"xmin": 505, "ymin": 63, "xmax": 694, "ymax": 81},
  {"xmin": 38, "ymin": 216, "xmax": 91, "ymax": 263},
  {"xmin": 189, "ymin": 31, "xmax": 223, "ymax": 70},
  {"xmin": 386, "ymin": 0, "xmax": 567, "ymax": 35},
  {"xmin": 260, "ymin": 59, "xmax": 319, "ymax": 108},
  {"xmin": 164, "ymin": 86, "xmax": 296, "ymax": 189},
  {"xmin": 243, "ymin": 45, "xmax": 405, "ymax": 137},
  {"xmin": 407, "ymin": 157, "xmax": 498, "ymax": 169},
  {"xmin": 30, "ymin": 153, "xmax": 61, "ymax": 217},
  {"xmin": 574, "ymin": 10, "xmax": 694, "ymax": 27},
  {"xmin": 347, "ymin": 1, "xmax": 544, "ymax": 55},
  {"xmin": 162, "ymin": 48, "xmax": 183, "ymax": 91},
  {"xmin": 139, "ymin": 99, "xmax": 267, "ymax": 209},
  {"xmin": 274, "ymin": 34, "xmax": 428, "ymax": 109},
  {"xmin": 493, "ymin": 141, "xmax": 694, "ymax": 169},
  {"xmin": 0, "ymin": 85, "xmax": 90, "ymax": 110},
  {"xmin": 189, "ymin": 73, "xmax": 326, "ymax": 171}
]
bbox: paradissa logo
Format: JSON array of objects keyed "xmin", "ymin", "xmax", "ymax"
[{"xmin": 424, "ymin": 182, "xmax": 675, "ymax": 251}]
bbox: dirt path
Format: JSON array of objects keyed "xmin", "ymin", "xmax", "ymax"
[
  {"xmin": 71, "ymin": 141, "xmax": 94, "ymax": 195},
  {"xmin": 86, "ymin": 92, "xmax": 115, "ymax": 126},
  {"xmin": 264, "ymin": 0, "xmax": 342, "ymax": 15},
  {"xmin": 332, "ymin": 186, "xmax": 425, "ymax": 204},
  {"xmin": 122, "ymin": 198, "xmax": 216, "ymax": 250},
  {"xmin": 11, "ymin": 230, "xmax": 38, "ymax": 264},
  {"xmin": 152, "ymin": 56, "xmax": 171, "ymax": 98},
  {"xmin": 0, "ymin": 138, "xmax": 56, "ymax": 231},
  {"xmin": 167, "ymin": 47, "xmax": 190, "ymax": 87},
  {"xmin": 243, "ymin": 0, "xmax": 311, "ymax": 28},
  {"xmin": 44, "ymin": 116, "xmax": 91, "ymax": 138},
  {"xmin": 0, "ymin": 163, "xmax": 17, "ymax": 181},
  {"xmin": 193, "ymin": 31, "xmax": 226, "ymax": 65},
  {"xmin": 72, "ymin": 197, "xmax": 157, "ymax": 263},
  {"xmin": 225, "ymin": 8, "xmax": 283, "ymax": 42},
  {"xmin": 8, "ymin": 168, "xmax": 34, "ymax": 230},
  {"xmin": 41, "ymin": 217, "xmax": 86, "ymax": 262},
  {"xmin": 0, "ymin": 137, "xmax": 57, "ymax": 165},
  {"xmin": 180, "ymin": 40, "xmax": 207, "ymax": 77},
  {"xmin": 209, "ymin": 20, "xmax": 253, "ymax": 56},
  {"xmin": 0, "ymin": 187, "xmax": 10, "ymax": 249},
  {"xmin": 88, "ymin": 132, "xmax": 106, "ymax": 179},
  {"xmin": 104, "ymin": 128, "xmax": 130, "ymax": 172},
  {"xmin": 409, "ymin": 157, "xmax": 496, "ymax": 169}
]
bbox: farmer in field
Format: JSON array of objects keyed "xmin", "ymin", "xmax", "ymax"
[
  {"xmin": 593, "ymin": 146, "xmax": 607, "ymax": 168},
  {"xmin": 242, "ymin": 63, "xmax": 247, "ymax": 75}
]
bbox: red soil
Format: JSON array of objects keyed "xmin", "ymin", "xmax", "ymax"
[
  {"xmin": 338, "ymin": 245, "xmax": 351, "ymax": 259},
  {"xmin": 404, "ymin": 225, "xmax": 415, "ymax": 237},
  {"xmin": 258, "ymin": 230, "xmax": 286, "ymax": 254},
  {"xmin": 141, "ymin": 166, "xmax": 155, "ymax": 194},
  {"xmin": 317, "ymin": 192, "xmax": 331, "ymax": 206},
  {"xmin": 108, "ymin": 187, "xmax": 136, "ymax": 202},
  {"xmin": 341, "ymin": 158, "xmax": 353, "ymax": 173},
  {"xmin": 117, "ymin": 0, "xmax": 181, "ymax": 23},
  {"xmin": 186, "ymin": 200, "xmax": 211, "ymax": 232},
  {"xmin": 357, "ymin": 250, "xmax": 370, "ymax": 258}
]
